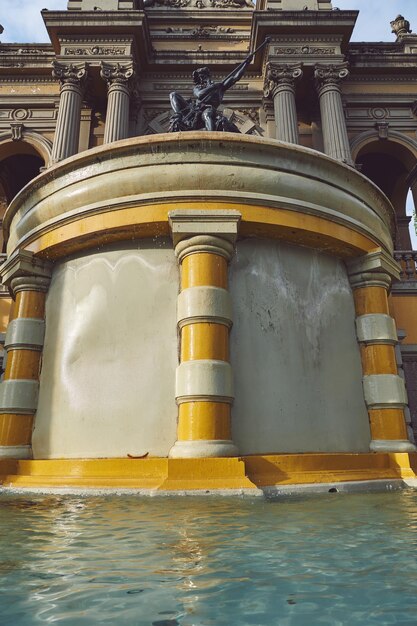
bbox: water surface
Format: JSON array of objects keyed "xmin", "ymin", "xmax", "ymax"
[{"xmin": 1, "ymin": 490, "xmax": 417, "ymax": 625}]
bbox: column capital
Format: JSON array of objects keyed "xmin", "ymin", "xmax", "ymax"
[
  {"xmin": 314, "ymin": 62, "xmax": 349, "ymax": 93},
  {"xmin": 169, "ymin": 210, "xmax": 241, "ymax": 247},
  {"xmin": 100, "ymin": 61, "xmax": 135, "ymax": 89},
  {"xmin": 52, "ymin": 61, "xmax": 87, "ymax": 90},
  {"xmin": 264, "ymin": 62, "xmax": 303, "ymax": 98},
  {"xmin": 346, "ymin": 248, "xmax": 401, "ymax": 289},
  {"xmin": 0, "ymin": 250, "xmax": 52, "ymax": 295}
]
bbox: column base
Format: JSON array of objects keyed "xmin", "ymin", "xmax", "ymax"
[
  {"xmin": 370, "ymin": 439, "xmax": 416, "ymax": 453},
  {"xmin": 169, "ymin": 439, "xmax": 238, "ymax": 458},
  {"xmin": 0, "ymin": 445, "xmax": 32, "ymax": 459}
]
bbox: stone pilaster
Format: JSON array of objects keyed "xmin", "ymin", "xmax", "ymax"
[
  {"xmin": 0, "ymin": 251, "xmax": 52, "ymax": 459},
  {"xmin": 347, "ymin": 249, "xmax": 416, "ymax": 453},
  {"xmin": 314, "ymin": 63, "xmax": 353, "ymax": 166},
  {"xmin": 51, "ymin": 62, "xmax": 87, "ymax": 163},
  {"xmin": 264, "ymin": 63, "xmax": 302, "ymax": 144},
  {"xmin": 101, "ymin": 62, "xmax": 135, "ymax": 144},
  {"xmin": 169, "ymin": 210, "xmax": 241, "ymax": 459}
]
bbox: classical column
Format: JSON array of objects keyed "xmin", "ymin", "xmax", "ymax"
[
  {"xmin": 314, "ymin": 63, "xmax": 354, "ymax": 166},
  {"xmin": 169, "ymin": 210, "xmax": 241, "ymax": 458},
  {"xmin": 101, "ymin": 62, "xmax": 135, "ymax": 144},
  {"xmin": 51, "ymin": 62, "xmax": 87, "ymax": 163},
  {"xmin": 0, "ymin": 251, "xmax": 52, "ymax": 458},
  {"xmin": 264, "ymin": 62, "xmax": 302, "ymax": 144},
  {"xmin": 347, "ymin": 249, "xmax": 415, "ymax": 452}
]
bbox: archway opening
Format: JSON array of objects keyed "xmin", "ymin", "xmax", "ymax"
[
  {"xmin": 0, "ymin": 146, "xmax": 44, "ymax": 251},
  {"xmin": 356, "ymin": 141, "xmax": 415, "ymax": 250}
]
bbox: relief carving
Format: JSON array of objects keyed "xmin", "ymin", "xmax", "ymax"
[
  {"xmin": 144, "ymin": 0, "xmax": 253, "ymax": 7},
  {"xmin": 272, "ymin": 46, "xmax": 335, "ymax": 55},
  {"xmin": 64, "ymin": 46, "xmax": 126, "ymax": 56},
  {"xmin": 165, "ymin": 25, "xmax": 235, "ymax": 37}
]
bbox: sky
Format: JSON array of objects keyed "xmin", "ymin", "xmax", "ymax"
[
  {"xmin": 1, "ymin": 0, "xmax": 416, "ymax": 242},
  {"xmin": 1, "ymin": 0, "xmax": 417, "ymax": 44}
]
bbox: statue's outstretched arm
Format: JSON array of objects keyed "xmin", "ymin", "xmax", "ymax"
[
  {"xmin": 221, "ymin": 39, "xmax": 270, "ymax": 92},
  {"xmin": 222, "ymin": 54, "xmax": 254, "ymax": 91}
]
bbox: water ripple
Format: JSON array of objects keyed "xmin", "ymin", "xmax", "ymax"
[{"xmin": 1, "ymin": 491, "xmax": 417, "ymax": 624}]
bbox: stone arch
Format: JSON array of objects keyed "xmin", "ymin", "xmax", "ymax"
[
  {"xmin": 0, "ymin": 130, "xmax": 52, "ymax": 167},
  {"xmin": 351, "ymin": 130, "xmax": 417, "ymax": 249},
  {"xmin": 0, "ymin": 132, "xmax": 51, "ymax": 251}
]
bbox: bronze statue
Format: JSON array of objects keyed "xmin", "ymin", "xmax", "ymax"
[{"xmin": 169, "ymin": 39, "xmax": 269, "ymax": 132}]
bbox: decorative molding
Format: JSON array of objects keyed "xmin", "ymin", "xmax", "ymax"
[
  {"xmin": 315, "ymin": 62, "xmax": 349, "ymax": 89},
  {"xmin": 64, "ymin": 46, "xmax": 127, "ymax": 57},
  {"xmin": 391, "ymin": 15, "xmax": 412, "ymax": 40},
  {"xmin": 263, "ymin": 62, "xmax": 302, "ymax": 98},
  {"xmin": 10, "ymin": 122, "xmax": 23, "ymax": 141},
  {"xmin": 144, "ymin": 0, "xmax": 253, "ymax": 7},
  {"xmin": 349, "ymin": 43, "xmax": 403, "ymax": 55},
  {"xmin": 164, "ymin": 25, "xmax": 236, "ymax": 38},
  {"xmin": 272, "ymin": 46, "xmax": 335, "ymax": 56},
  {"xmin": 376, "ymin": 121, "xmax": 389, "ymax": 139},
  {"xmin": 52, "ymin": 61, "xmax": 87, "ymax": 87},
  {"xmin": 100, "ymin": 62, "xmax": 135, "ymax": 87}
]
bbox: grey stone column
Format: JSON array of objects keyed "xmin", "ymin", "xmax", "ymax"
[
  {"xmin": 51, "ymin": 62, "xmax": 87, "ymax": 164},
  {"xmin": 101, "ymin": 62, "xmax": 135, "ymax": 144},
  {"xmin": 314, "ymin": 63, "xmax": 353, "ymax": 166},
  {"xmin": 264, "ymin": 63, "xmax": 302, "ymax": 144}
]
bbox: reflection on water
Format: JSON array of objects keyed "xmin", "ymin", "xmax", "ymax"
[{"xmin": 1, "ymin": 491, "xmax": 417, "ymax": 624}]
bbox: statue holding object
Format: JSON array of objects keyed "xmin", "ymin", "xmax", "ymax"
[{"xmin": 169, "ymin": 39, "xmax": 270, "ymax": 133}]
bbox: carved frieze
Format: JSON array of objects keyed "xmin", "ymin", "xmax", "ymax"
[
  {"xmin": 152, "ymin": 82, "xmax": 249, "ymax": 91},
  {"xmin": 144, "ymin": 0, "xmax": 253, "ymax": 7},
  {"xmin": 349, "ymin": 44, "xmax": 402, "ymax": 55},
  {"xmin": 272, "ymin": 46, "xmax": 335, "ymax": 56},
  {"xmin": 165, "ymin": 25, "xmax": 235, "ymax": 37},
  {"xmin": 64, "ymin": 46, "xmax": 127, "ymax": 56}
]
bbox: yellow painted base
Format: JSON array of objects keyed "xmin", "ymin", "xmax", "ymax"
[{"xmin": 0, "ymin": 453, "xmax": 416, "ymax": 492}]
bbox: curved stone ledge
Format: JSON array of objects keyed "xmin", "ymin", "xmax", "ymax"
[{"xmin": 4, "ymin": 132, "xmax": 395, "ymax": 258}]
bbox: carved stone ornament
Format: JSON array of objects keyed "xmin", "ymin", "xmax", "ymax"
[
  {"xmin": 144, "ymin": 0, "xmax": 253, "ymax": 7},
  {"xmin": 165, "ymin": 25, "xmax": 236, "ymax": 38},
  {"xmin": 100, "ymin": 62, "xmax": 135, "ymax": 87},
  {"xmin": 314, "ymin": 63, "xmax": 349, "ymax": 90},
  {"xmin": 376, "ymin": 121, "xmax": 389, "ymax": 140},
  {"xmin": 272, "ymin": 46, "xmax": 335, "ymax": 56},
  {"xmin": 263, "ymin": 63, "xmax": 302, "ymax": 98},
  {"xmin": 52, "ymin": 61, "xmax": 87, "ymax": 86},
  {"xmin": 10, "ymin": 122, "xmax": 23, "ymax": 142},
  {"xmin": 391, "ymin": 15, "xmax": 412, "ymax": 39},
  {"xmin": 64, "ymin": 46, "xmax": 126, "ymax": 57}
]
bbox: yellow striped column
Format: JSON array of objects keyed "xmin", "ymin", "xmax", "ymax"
[
  {"xmin": 169, "ymin": 210, "xmax": 241, "ymax": 458},
  {"xmin": 347, "ymin": 250, "xmax": 415, "ymax": 453},
  {"xmin": 0, "ymin": 251, "xmax": 52, "ymax": 459}
]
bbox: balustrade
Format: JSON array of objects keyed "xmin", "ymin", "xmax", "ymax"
[{"xmin": 394, "ymin": 251, "xmax": 417, "ymax": 281}]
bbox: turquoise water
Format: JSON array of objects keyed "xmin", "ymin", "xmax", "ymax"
[{"xmin": 1, "ymin": 491, "xmax": 417, "ymax": 625}]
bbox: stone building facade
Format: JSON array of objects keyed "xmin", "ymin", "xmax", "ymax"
[{"xmin": 0, "ymin": 0, "xmax": 416, "ymax": 492}]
